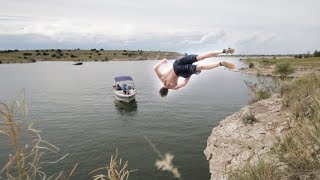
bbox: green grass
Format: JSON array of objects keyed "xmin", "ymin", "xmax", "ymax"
[
  {"xmin": 228, "ymin": 160, "xmax": 281, "ymax": 180},
  {"xmin": 274, "ymin": 63, "xmax": 294, "ymax": 76}
]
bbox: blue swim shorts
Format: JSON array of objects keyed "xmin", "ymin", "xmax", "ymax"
[{"xmin": 173, "ymin": 54, "xmax": 201, "ymax": 78}]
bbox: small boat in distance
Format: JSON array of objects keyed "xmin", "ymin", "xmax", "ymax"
[
  {"xmin": 73, "ymin": 62, "xmax": 83, "ymax": 65},
  {"xmin": 113, "ymin": 76, "xmax": 136, "ymax": 103}
]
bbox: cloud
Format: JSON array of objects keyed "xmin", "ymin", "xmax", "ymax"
[{"xmin": 179, "ymin": 31, "xmax": 227, "ymax": 45}]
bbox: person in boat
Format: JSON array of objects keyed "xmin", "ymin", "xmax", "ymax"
[
  {"xmin": 122, "ymin": 84, "xmax": 129, "ymax": 95},
  {"xmin": 116, "ymin": 84, "xmax": 122, "ymax": 91},
  {"xmin": 154, "ymin": 48, "xmax": 236, "ymax": 97}
]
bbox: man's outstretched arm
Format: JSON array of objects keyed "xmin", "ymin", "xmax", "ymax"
[
  {"xmin": 173, "ymin": 77, "xmax": 190, "ymax": 90},
  {"xmin": 153, "ymin": 59, "xmax": 167, "ymax": 80}
]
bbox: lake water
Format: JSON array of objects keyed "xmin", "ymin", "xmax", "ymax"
[{"xmin": 0, "ymin": 57, "xmax": 255, "ymax": 180}]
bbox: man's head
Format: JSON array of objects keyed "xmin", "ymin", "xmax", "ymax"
[{"xmin": 159, "ymin": 87, "xmax": 168, "ymax": 97}]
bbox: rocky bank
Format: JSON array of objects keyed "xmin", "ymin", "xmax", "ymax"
[{"xmin": 204, "ymin": 94, "xmax": 294, "ymax": 179}]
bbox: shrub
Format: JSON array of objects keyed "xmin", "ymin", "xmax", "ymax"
[
  {"xmin": 228, "ymin": 160, "xmax": 281, "ymax": 180},
  {"xmin": 313, "ymin": 50, "xmax": 320, "ymax": 57},
  {"xmin": 23, "ymin": 52, "xmax": 32, "ymax": 56},
  {"xmin": 100, "ymin": 49, "xmax": 104, "ymax": 51},
  {"xmin": 98, "ymin": 53, "xmax": 101, "ymax": 55},
  {"xmin": 274, "ymin": 63, "xmax": 294, "ymax": 76},
  {"xmin": 253, "ymin": 89, "xmax": 271, "ymax": 102},
  {"xmin": 24, "ymin": 56, "xmax": 28, "ymax": 59},
  {"xmin": 261, "ymin": 59, "xmax": 274, "ymax": 66},
  {"xmin": 70, "ymin": 54, "xmax": 77, "ymax": 58},
  {"xmin": 244, "ymin": 78, "xmax": 275, "ymax": 102},
  {"xmin": 51, "ymin": 54, "xmax": 56, "ymax": 57},
  {"xmin": 89, "ymin": 56, "xmax": 92, "ymax": 58},
  {"xmin": 241, "ymin": 111, "xmax": 256, "ymax": 124},
  {"xmin": 36, "ymin": 52, "xmax": 41, "ymax": 56},
  {"xmin": 298, "ymin": 54, "xmax": 303, "ymax": 58},
  {"xmin": 0, "ymin": 60, "xmax": 2, "ymax": 64},
  {"xmin": 249, "ymin": 62, "xmax": 254, "ymax": 68}
]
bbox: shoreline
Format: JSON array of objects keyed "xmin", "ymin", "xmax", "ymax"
[{"xmin": 0, "ymin": 49, "xmax": 184, "ymax": 64}]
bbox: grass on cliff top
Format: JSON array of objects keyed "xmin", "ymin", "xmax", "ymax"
[
  {"xmin": 244, "ymin": 57, "xmax": 320, "ymax": 68},
  {"xmin": 228, "ymin": 74, "xmax": 320, "ymax": 179}
]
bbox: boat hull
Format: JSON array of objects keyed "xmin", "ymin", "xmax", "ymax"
[
  {"xmin": 114, "ymin": 95, "xmax": 135, "ymax": 102},
  {"xmin": 113, "ymin": 91, "xmax": 136, "ymax": 103}
]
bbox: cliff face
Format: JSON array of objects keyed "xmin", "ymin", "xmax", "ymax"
[{"xmin": 204, "ymin": 94, "xmax": 293, "ymax": 180}]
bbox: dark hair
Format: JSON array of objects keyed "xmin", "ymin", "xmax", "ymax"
[{"xmin": 159, "ymin": 87, "xmax": 168, "ymax": 97}]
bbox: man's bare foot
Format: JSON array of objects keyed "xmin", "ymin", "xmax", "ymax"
[
  {"xmin": 220, "ymin": 61, "xmax": 236, "ymax": 69},
  {"xmin": 226, "ymin": 48, "xmax": 235, "ymax": 54}
]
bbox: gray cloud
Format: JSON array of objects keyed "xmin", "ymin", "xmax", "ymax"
[{"xmin": 0, "ymin": 0, "xmax": 319, "ymax": 54}]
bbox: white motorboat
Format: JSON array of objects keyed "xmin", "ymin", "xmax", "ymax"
[{"xmin": 113, "ymin": 76, "xmax": 136, "ymax": 103}]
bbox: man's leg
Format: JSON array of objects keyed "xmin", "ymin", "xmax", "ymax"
[
  {"xmin": 196, "ymin": 63, "xmax": 220, "ymax": 71},
  {"xmin": 196, "ymin": 48, "xmax": 235, "ymax": 61}
]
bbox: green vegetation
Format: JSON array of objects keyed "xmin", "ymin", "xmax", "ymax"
[
  {"xmin": 244, "ymin": 57, "xmax": 320, "ymax": 77},
  {"xmin": 244, "ymin": 57, "xmax": 320, "ymax": 69},
  {"xmin": 228, "ymin": 160, "xmax": 281, "ymax": 180},
  {"xmin": 229, "ymin": 74, "xmax": 320, "ymax": 179},
  {"xmin": 274, "ymin": 63, "xmax": 294, "ymax": 76},
  {"xmin": 244, "ymin": 79, "xmax": 274, "ymax": 102},
  {"xmin": 0, "ymin": 49, "xmax": 183, "ymax": 64},
  {"xmin": 249, "ymin": 62, "xmax": 254, "ymax": 68},
  {"xmin": 241, "ymin": 111, "xmax": 256, "ymax": 124}
]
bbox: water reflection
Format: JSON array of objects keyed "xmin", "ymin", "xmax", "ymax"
[{"xmin": 114, "ymin": 99, "xmax": 138, "ymax": 115}]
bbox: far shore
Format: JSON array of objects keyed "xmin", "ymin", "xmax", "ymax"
[
  {"xmin": 0, "ymin": 49, "xmax": 299, "ymax": 64},
  {"xmin": 0, "ymin": 49, "xmax": 184, "ymax": 64}
]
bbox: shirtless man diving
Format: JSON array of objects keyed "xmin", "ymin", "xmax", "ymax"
[{"xmin": 153, "ymin": 48, "xmax": 236, "ymax": 97}]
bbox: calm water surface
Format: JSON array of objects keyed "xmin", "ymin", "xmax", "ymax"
[{"xmin": 0, "ymin": 57, "xmax": 255, "ymax": 179}]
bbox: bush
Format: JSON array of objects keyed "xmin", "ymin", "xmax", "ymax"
[
  {"xmin": 241, "ymin": 111, "xmax": 256, "ymax": 124},
  {"xmin": 0, "ymin": 60, "xmax": 2, "ymax": 64},
  {"xmin": 228, "ymin": 160, "xmax": 281, "ymax": 180},
  {"xmin": 253, "ymin": 89, "xmax": 271, "ymax": 102},
  {"xmin": 274, "ymin": 63, "xmax": 294, "ymax": 76},
  {"xmin": 314, "ymin": 50, "xmax": 320, "ymax": 57},
  {"xmin": 249, "ymin": 62, "xmax": 254, "ymax": 68},
  {"xmin": 23, "ymin": 53, "xmax": 32, "ymax": 56},
  {"xmin": 70, "ymin": 54, "xmax": 77, "ymax": 58},
  {"xmin": 98, "ymin": 53, "xmax": 101, "ymax": 55},
  {"xmin": 51, "ymin": 54, "xmax": 56, "ymax": 57}
]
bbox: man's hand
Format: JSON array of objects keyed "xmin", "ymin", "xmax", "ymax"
[
  {"xmin": 173, "ymin": 77, "xmax": 190, "ymax": 90},
  {"xmin": 161, "ymin": 58, "xmax": 168, "ymax": 64}
]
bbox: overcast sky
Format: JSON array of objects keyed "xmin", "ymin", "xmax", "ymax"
[{"xmin": 0, "ymin": 0, "xmax": 319, "ymax": 54}]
